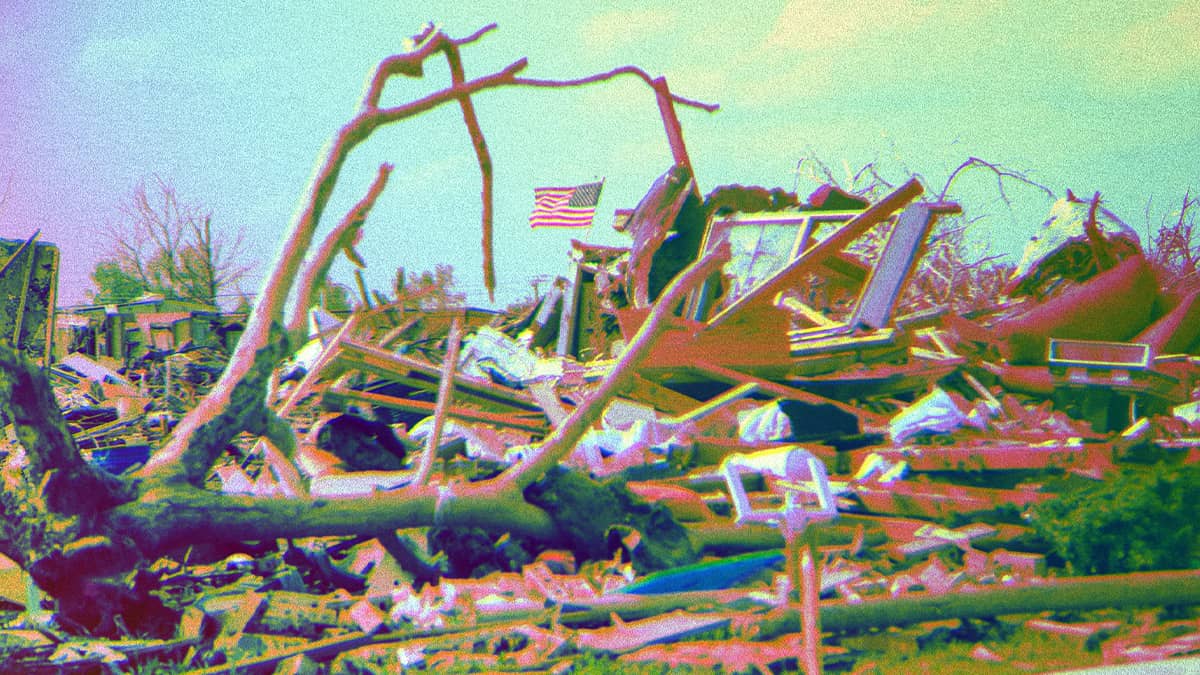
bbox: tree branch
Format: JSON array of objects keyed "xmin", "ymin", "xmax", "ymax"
[
  {"xmin": 411, "ymin": 316, "xmax": 464, "ymax": 486},
  {"xmin": 133, "ymin": 334, "xmax": 291, "ymax": 487},
  {"xmin": 362, "ymin": 23, "xmax": 497, "ymax": 109},
  {"xmin": 369, "ymin": 59, "xmax": 530, "ymax": 127},
  {"xmin": 938, "ymin": 156, "xmax": 1054, "ymax": 203},
  {"xmin": 513, "ymin": 67, "xmax": 720, "ymax": 112},
  {"xmin": 289, "ymin": 163, "xmax": 393, "ymax": 334},
  {"xmin": 443, "ymin": 36, "xmax": 498, "ymax": 300},
  {"xmin": 108, "ymin": 483, "xmax": 560, "ymax": 556},
  {"xmin": 0, "ymin": 344, "xmax": 131, "ymax": 515},
  {"xmin": 132, "ymin": 33, "xmax": 529, "ymax": 488}
]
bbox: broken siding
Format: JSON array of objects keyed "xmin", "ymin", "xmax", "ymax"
[{"xmin": 0, "ymin": 234, "xmax": 59, "ymax": 365}]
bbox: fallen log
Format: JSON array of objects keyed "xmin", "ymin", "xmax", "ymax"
[
  {"xmin": 788, "ymin": 568, "xmax": 1200, "ymax": 632},
  {"xmin": 559, "ymin": 569, "xmax": 1200, "ymax": 632}
]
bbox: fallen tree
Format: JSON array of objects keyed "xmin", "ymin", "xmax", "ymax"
[{"xmin": 0, "ymin": 23, "xmax": 722, "ymax": 635}]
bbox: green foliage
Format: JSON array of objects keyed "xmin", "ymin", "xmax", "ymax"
[
  {"xmin": 316, "ymin": 279, "xmax": 354, "ymax": 312},
  {"xmin": 90, "ymin": 259, "xmax": 149, "ymax": 303},
  {"xmin": 703, "ymin": 183, "xmax": 798, "ymax": 217},
  {"xmin": 568, "ymin": 653, "xmax": 715, "ymax": 674},
  {"xmin": 505, "ymin": 293, "xmax": 538, "ymax": 316},
  {"xmin": 847, "ymin": 622, "xmax": 1104, "ymax": 674},
  {"xmin": 390, "ymin": 263, "xmax": 466, "ymax": 310},
  {"xmin": 1033, "ymin": 462, "xmax": 1200, "ymax": 575},
  {"xmin": 232, "ymin": 292, "xmax": 254, "ymax": 315}
]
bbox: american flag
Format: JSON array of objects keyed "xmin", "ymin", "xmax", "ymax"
[{"xmin": 528, "ymin": 180, "xmax": 604, "ymax": 228}]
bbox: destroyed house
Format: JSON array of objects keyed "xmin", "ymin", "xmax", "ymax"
[{"xmin": 60, "ymin": 295, "xmax": 221, "ymax": 362}]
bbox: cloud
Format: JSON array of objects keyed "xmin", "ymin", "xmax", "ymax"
[
  {"xmin": 1093, "ymin": 1, "xmax": 1200, "ymax": 87},
  {"xmin": 765, "ymin": 0, "xmax": 938, "ymax": 51},
  {"xmin": 730, "ymin": 51, "xmax": 839, "ymax": 105},
  {"xmin": 578, "ymin": 8, "xmax": 678, "ymax": 59}
]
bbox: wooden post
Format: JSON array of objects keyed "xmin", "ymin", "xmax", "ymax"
[
  {"xmin": 9, "ymin": 233, "xmax": 40, "ymax": 347},
  {"xmin": 800, "ymin": 529, "xmax": 822, "ymax": 675},
  {"xmin": 788, "ymin": 523, "xmax": 822, "ymax": 675}
]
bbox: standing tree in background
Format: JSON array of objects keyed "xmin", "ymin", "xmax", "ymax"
[
  {"xmin": 403, "ymin": 263, "xmax": 466, "ymax": 311},
  {"xmin": 89, "ymin": 260, "xmax": 149, "ymax": 304},
  {"xmin": 316, "ymin": 278, "xmax": 355, "ymax": 312},
  {"xmin": 90, "ymin": 176, "xmax": 253, "ymax": 305},
  {"xmin": 1147, "ymin": 190, "xmax": 1199, "ymax": 294}
]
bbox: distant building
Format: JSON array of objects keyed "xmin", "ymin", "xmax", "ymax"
[{"xmin": 57, "ymin": 294, "xmax": 222, "ymax": 363}]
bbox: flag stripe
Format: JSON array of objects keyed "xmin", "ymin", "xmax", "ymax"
[{"xmin": 530, "ymin": 180, "xmax": 603, "ymax": 228}]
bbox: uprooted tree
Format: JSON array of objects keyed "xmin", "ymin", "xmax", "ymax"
[{"xmin": 0, "ymin": 23, "xmax": 724, "ymax": 635}]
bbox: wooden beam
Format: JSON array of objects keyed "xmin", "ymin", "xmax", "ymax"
[
  {"xmin": 325, "ymin": 386, "xmax": 548, "ymax": 434},
  {"xmin": 811, "ymin": 569, "xmax": 1200, "ymax": 632},
  {"xmin": 412, "ymin": 317, "xmax": 464, "ymax": 485},
  {"xmin": 277, "ymin": 314, "xmax": 359, "ymax": 417},
  {"xmin": 337, "ymin": 338, "xmax": 539, "ymax": 411},
  {"xmin": 851, "ymin": 480, "xmax": 1054, "ymax": 520},
  {"xmin": 667, "ymin": 382, "xmax": 759, "ymax": 425},
  {"xmin": 619, "ymin": 374, "xmax": 704, "ymax": 415},
  {"xmin": 849, "ymin": 205, "xmax": 935, "ymax": 330}
]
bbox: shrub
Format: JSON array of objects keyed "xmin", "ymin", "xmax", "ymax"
[{"xmin": 1033, "ymin": 462, "xmax": 1200, "ymax": 575}]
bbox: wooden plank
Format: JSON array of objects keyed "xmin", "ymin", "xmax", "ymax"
[
  {"xmin": 784, "ymin": 359, "xmax": 959, "ymax": 400},
  {"xmin": 849, "ymin": 204, "xmax": 938, "ymax": 330},
  {"xmin": 0, "ymin": 233, "xmax": 39, "ymax": 347},
  {"xmin": 788, "ymin": 328, "xmax": 897, "ymax": 357},
  {"xmin": 325, "ymin": 386, "xmax": 548, "ymax": 433},
  {"xmin": 277, "ymin": 314, "xmax": 358, "ymax": 417},
  {"xmin": 667, "ymin": 382, "xmax": 759, "ymax": 425},
  {"xmin": 0, "ymin": 233, "xmax": 58, "ymax": 365},
  {"xmin": 556, "ymin": 271, "xmax": 580, "ymax": 357},
  {"xmin": 820, "ymin": 251, "xmax": 870, "ymax": 284},
  {"xmin": 0, "ymin": 231, "xmax": 38, "ymax": 277},
  {"xmin": 41, "ymin": 243, "xmax": 58, "ymax": 364},
  {"xmin": 337, "ymin": 338, "xmax": 539, "ymax": 411},
  {"xmin": 11, "ymin": 236, "xmax": 39, "ymax": 346},
  {"xmin": 412, "ymin": 317, "xmax": 464, "ymax": 484},
  {"xmin": 619, "ymin": 374, "xmax": 704, "ymax": 415},
  {"xmin": 850, "ymin": 481, "xmax": 1054, "ymax": 520},
  {"xmin": 848, "ymin": 442, "xmax": 1104, "ymax": 473},
  {"xmin": 1048, "ymin": 339, "xmax": 1151, "ymax": 369}
]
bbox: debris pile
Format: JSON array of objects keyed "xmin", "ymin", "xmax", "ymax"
[
  {"xmin": 2, "ymin": 168, "xmax": 1196, "ymax": 673},
  {"xmin": 2, "ymin": 24, "xmax": 1198, "ymax": 674}
]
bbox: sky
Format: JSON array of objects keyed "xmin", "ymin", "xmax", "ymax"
[{"xmin": 1, "ymin": 1, "xmax": 1198, "ymax": 310}]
